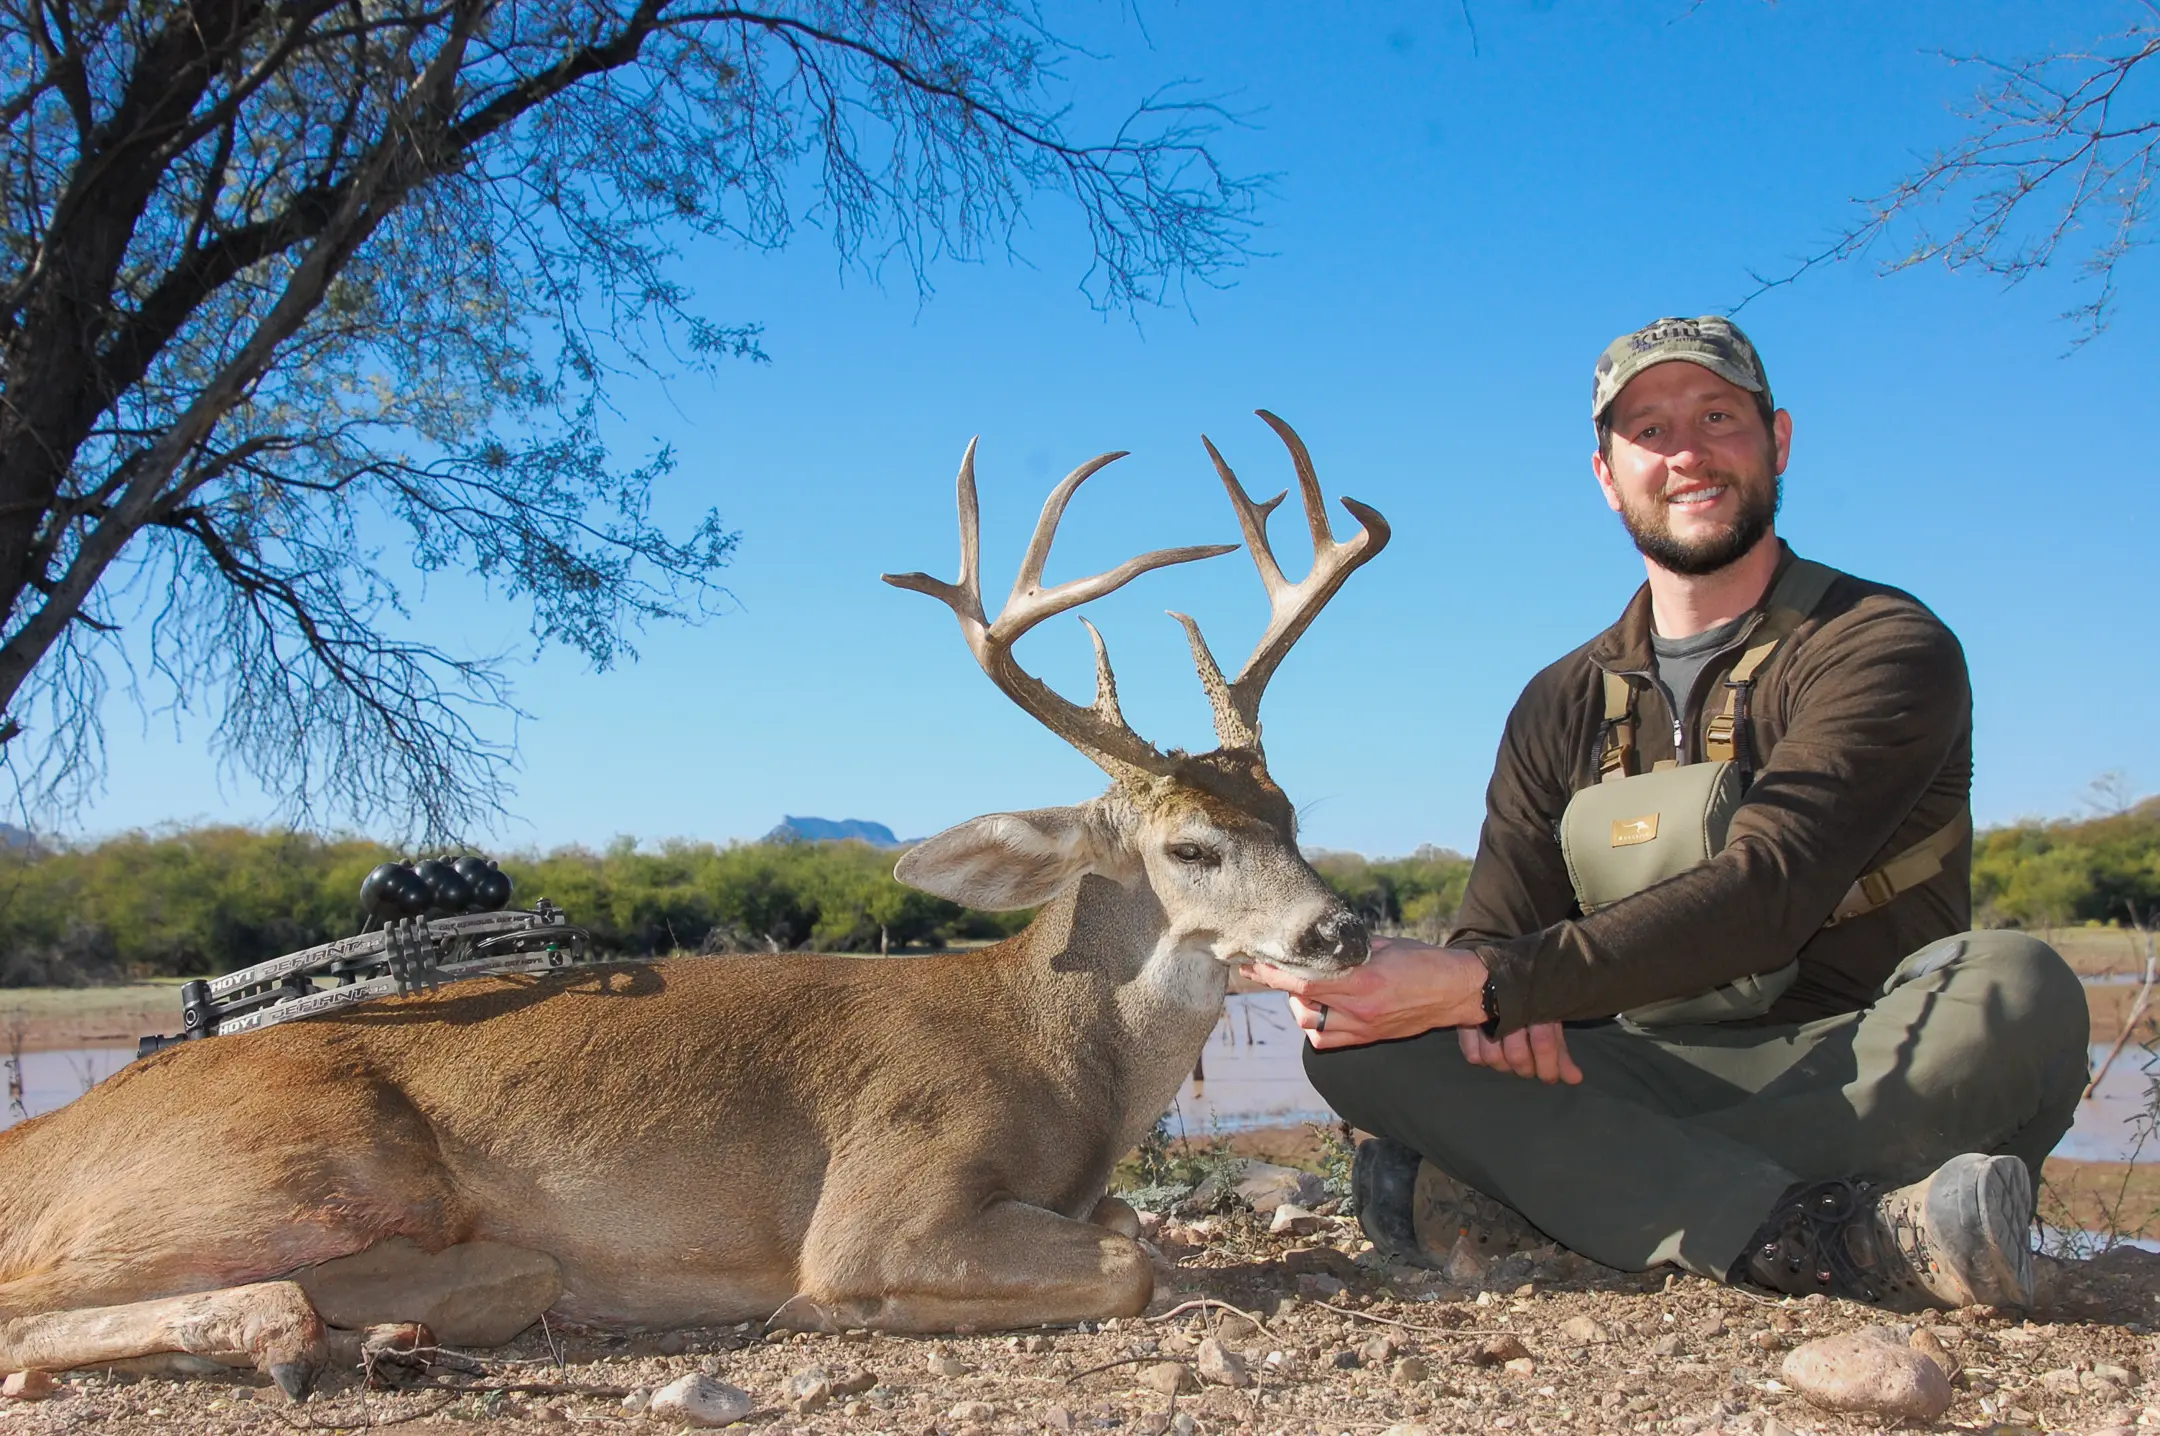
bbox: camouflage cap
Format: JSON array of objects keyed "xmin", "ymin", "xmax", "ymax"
[{"xmin": 1592, "ymin": 315, "xmax": 1771, "ymax": 425}]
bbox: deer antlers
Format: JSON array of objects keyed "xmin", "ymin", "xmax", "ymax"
[{"xmin": 882, "ymin": 412, "xmax": 1390, "ymax": 783}]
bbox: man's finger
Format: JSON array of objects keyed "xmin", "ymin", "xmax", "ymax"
[
  {"xmin": 1556, "ymin": 1027, "xmax": 1584, "ymax": 1085},
  {"xmin": 1528, "ymin": 1023, "xmax": 1565, "ymax": 1084},
  {"xmin": 1241, "ymin": 962, "xmax": 1319, "ymax": 998},
  {"xmin": 1500, "ymin": 1028, "xmax": 1538, "ymax": 1079}
]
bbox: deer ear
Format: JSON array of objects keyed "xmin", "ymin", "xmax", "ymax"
[{"xmin": 894, "ymin": 807, "xmax": 1102, "ymax": 910}]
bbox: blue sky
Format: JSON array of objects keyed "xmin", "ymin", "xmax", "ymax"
[{"xmin": 73, "ymin": 0, "xmax": 2160, "ymax": 856}]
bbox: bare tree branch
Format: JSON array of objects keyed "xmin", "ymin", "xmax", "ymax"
[{"xmin": 1742, "ymin": 3, "xmax": 2160, "ymax": 343}]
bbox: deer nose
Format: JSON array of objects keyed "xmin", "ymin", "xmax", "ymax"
[{"xmin": 1295, "ymin": 910, "xmax": 1369, "ymax": 966}]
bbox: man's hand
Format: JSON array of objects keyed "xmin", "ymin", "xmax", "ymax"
[
  {"xmin": 1241, "ymin": 935, "xmax": 1488, "ymax": 1050},
  {"xmin": 1457, "ymin": 1021, "xmax": 1583, "ymax": 1085}
]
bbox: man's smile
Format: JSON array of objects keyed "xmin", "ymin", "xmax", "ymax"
[{"xmin": 1666, "ymin": 484, "xmax": 1729, "ymax": 508}]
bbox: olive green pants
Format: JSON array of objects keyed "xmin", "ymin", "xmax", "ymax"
[{"xmin": 1304, "ymin": 931, "xmax": 2091, "ymax": 1279}]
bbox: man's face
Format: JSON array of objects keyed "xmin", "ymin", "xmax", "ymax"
[{"xmin": 1593, "ymin": 361, "xmax": 1792, "ymax": 577}]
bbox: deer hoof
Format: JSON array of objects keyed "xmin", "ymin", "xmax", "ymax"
[{"xmin": 267, "ymin": 1361, "xmax": 313, "ymax": 1402}]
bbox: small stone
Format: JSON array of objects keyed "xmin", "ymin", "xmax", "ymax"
[
  {"xmin": 1503, "ymin": 1355, "xmax": 1537, "ymax": 1377},
  {"xmin": 2093, "ymin": 1361, "xmax": 2136, "ymax": 1386},
  {"xmin": 1330, "ymin": 1348, "xmax": 1361, "ymax": 1369},
  {"xmin": 1168, "ymin": 1414, "xmax": 1198, "ymax": 1436},
  {"xmin": 648, "ymin": 1373, "xmax": 756, "ymax": 1429},
  {"xmin": 1695, "ymin": 1315, "xmax": 1729, "ymax": 1338},
  {"xmin": 787, "ymin": 1366, "xmax": 832, "ymax": 1411},
  {"xmin": 1757, "ymin": 1418, "xmax": 1800, "ymax": 1436},
  {"xmin": 1443, "ymin": 1232, "xmax": 1486, "ymax": 1286},
  {"xmin": 832, "ymin": 1369, "xmax": 877, "ymax": 1397},
  {"xmin": 1360, "ymin": 1333, "xmax": 1400, "ymax": 1364},
  {"xmin": 1471, "ymin": 1334, "xmax": 1530, "ymax": 1366},
  {"xmin": 1270, "ymin": 1203, "xmax": 1325, "ymax": 1236},
  {"xmin": 1781, "ymin": 1329, "xmax": 1953, "ymax": 1420},
  {"xmin": 1559, "ymin": 1315, "xmax": 1611, "ymax": 1345},
  {"xmin": 927, "ymin": 1351, "xmax": 971, "ymax": 1377},
  {"xmin": 1, "ymin": 1371, "xmax": 55, "ymax": 1401},
  {"xmin": 1751, "ymin": 1329, "xmax": 1783, "ymax": 1351},
  {"xmin": 1137, "ymin": 1361, "xmax": 1197, "ymax": 1395},
  {"xmin": 1194, "ymin": 1338, "xmax": 1250, "ymax": 1388},
  {"xmin": 1042, "ymin": 1404, "xmax": 1077, "ymax": 1432},
  {"xmin": 1651, "ymin": 1332, "xmax": 1684, "ymax": 1358},
  {"xmin": 1216, "ymin": 1313, "xmax": 1261, "ymax": 1341},
  {"xmin": 1391, "ymin": 1355, "xmax": 1431, "ymax": 1386},
  {"xmin": 1382, "ymin": 1427, "xmax": 1437, "ymax": 1436},
  {"xmin": 949, "ymin": 1399, "xmax": 996, "ymax": 1423},
  {"xmin": 620, "ymin": 1388, "xmax": 650, "ymax": 1414},
  {"xmin": 1297, "ymin": 1272, "xmax": 1346, "ymax": 1298},
  {"xmin": 1907, "ymin": 1326, "xmax": 1959, "ymax": 1381}
]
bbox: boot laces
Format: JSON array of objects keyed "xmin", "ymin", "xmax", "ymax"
[{"xmin": 1754, "ymin": 1179, "xmax": 1893, "ymax": 1302}]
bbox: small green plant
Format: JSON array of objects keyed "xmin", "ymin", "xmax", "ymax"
[{"xmin": 1312, "ymin": 1120, "xmax": 1357, "ymax": 1207}]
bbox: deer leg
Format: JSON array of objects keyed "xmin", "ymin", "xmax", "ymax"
[
  {"xmin": 0, "ymin": 1281, "xmax": 326, "ymax": 1398},
  {"xmin": 787, "ymin": 1197, "xmax": 1153, "ymax": 1334},
  {"xmin": 1088, "ymin": 1194, "xmax": 1141, "ymax": 1239}
]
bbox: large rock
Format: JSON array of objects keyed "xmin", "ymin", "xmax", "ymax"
[
  {"xmin": 1781, "ymin": 1327, "xmax": 1954, "ymax": 1420},
  {"xmin": 1190, "ymin": 1160, "xmax": 1324, "ymax": 1215},
  {"xmin": 295, "ymin": 1238, "xmax": 562, "ymax": 1345},
  {"xmin": 648, "ymin": 1374, "xmax": 756, "ymax": 1428}
]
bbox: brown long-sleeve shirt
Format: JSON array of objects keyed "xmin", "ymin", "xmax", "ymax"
[{"xmin": 1451, "ymin": 543, "xmax": 1973, "ymax": 1034}]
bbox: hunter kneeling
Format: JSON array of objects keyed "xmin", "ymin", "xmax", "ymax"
[{"xmin": 1244, "ymin": 315, "xmax": 2088, "ymax": 1312}]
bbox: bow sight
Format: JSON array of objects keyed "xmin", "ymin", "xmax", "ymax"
[{"xmin": 137, "ymin": 856, "xmax": 599, "ymax": 1058}]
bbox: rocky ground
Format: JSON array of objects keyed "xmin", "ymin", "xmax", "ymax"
[{"xmin": 4, "ymin": 1189, "xmax": 2158, "ymax": 1436}]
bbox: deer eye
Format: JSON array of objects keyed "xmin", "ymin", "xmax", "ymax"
[{"xmin": 1167, "ymin": 841, "xmax": 1216, "ymax": 867}]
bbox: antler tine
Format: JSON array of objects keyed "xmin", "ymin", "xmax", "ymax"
[
  {"xmin": 883, "ymin": 437, "xmax": 989, "ymax": 632},
  {"xmin": 1185, "ymin": 411, "xmax": 1393, "ymax": 751},
  {"xmin": 884, "ymin": 441, "xmax": 1237, "ymax": 784}
]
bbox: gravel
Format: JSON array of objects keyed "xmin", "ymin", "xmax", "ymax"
[{"xmin": 3, "ymin": 1212, "xmax": 2155, "ymax": 1435}]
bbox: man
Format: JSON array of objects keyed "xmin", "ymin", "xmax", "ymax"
[{"xmin": 1245, "ymin": 316, "xmax": 2089, "ymax": 1310}]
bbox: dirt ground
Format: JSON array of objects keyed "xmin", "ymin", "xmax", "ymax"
[{"xmin": 2, "ymin": 1202, "xmax": 2157, "ymax": 1436}]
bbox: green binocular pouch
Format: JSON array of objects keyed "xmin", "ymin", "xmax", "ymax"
[{"xmin": 1558, "ymin": 759, "xmax": 1799, "ymax": 1025}]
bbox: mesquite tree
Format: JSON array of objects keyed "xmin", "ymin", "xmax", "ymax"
[
  {"xmin": 0, "ymin": 0, "xmax": 1253, "ymax": 836},
  {"xmin": 1751, "ymin": 2, "xmax": 2159, "ymax": 341}
]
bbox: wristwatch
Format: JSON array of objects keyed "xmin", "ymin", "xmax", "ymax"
[{"xmin": 1479, "ymin": 968, "xmax": 1501, "ymax": 1039}]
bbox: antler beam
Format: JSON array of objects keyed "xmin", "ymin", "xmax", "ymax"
[{"xmin": 883, "ymin": 441, "xmax": 1236, "ymax": 784}]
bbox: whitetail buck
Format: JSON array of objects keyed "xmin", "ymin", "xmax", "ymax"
[{"xmin": 0, "ymin": 411, "xmax": 1388, "ymax": 1395}]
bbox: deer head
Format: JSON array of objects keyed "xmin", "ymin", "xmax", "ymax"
[{"xmin": 883, "ymin": 412, "xmax": 1389, "ymax": 978}]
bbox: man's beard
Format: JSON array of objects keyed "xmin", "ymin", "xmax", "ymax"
[{"xmin": 1617, "ymin": 462, "xmax": 1782, "ymax": 577}]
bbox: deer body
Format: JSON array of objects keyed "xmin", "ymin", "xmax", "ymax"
[{"xmin": 0, "ymin": 413, "xmax": 1387, "ymax": 1392}]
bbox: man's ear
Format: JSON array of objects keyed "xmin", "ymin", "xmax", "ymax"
[
  {"xmin": 894, "ymin": 806, "xmax": 1103, "ymax": 910},
  {"xmin": 1592, "ymin": 447, "xmax": 1624, "ymax": 513}
]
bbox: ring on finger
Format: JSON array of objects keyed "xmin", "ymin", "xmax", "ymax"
[{"xmin": 1315, "ymin": 1003, "xmax": 1330, "ymax": 1033}]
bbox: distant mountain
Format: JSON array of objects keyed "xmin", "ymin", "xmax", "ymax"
[
  {"xmin": 0, "ymin": 822, "xmax": 32, "ymax": 849},
  {"xmin": 764, "ymin": 816, "xmax": 906, "ymax": 848}
]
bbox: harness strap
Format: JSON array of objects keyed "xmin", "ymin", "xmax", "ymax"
[
  {"xmin": 1825, "ymin": 812, "xmax": 1972, "ymax": 927},
  {"xmin": 1598, "ymin": 670, "xmax": 1636, "ymax": 784},
  {"xmin": 1702, "ymin": 559, "xmax": 1840, "ymax": 769}
]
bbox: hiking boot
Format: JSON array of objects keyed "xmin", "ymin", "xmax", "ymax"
[
  {"xmin": 1412, "ymin": 1160, "xmax": 1547, "ymax": 1263},
  {"xmin": 1352, "ymin": 1136, "xmax": 1427, "ymax": 1264},
  {"xmin": 1352, "ymin": 1136, "xmax": 1545, "ymax": 1267},
  {"xmin": 1736, "ymin": 1153, "xmax": 2035, "ymax": 1311}
]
